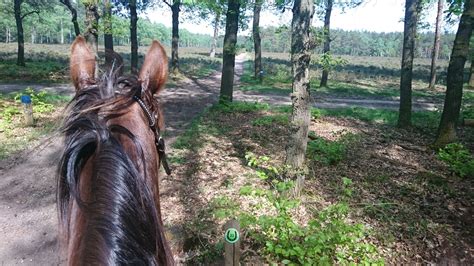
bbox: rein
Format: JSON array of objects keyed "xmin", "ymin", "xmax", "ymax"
[{"xmin": 133, "ymin": 94, "xmax": 172, "ymax": 175}]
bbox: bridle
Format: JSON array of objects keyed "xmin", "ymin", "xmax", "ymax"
[{"xmin": 133, "ymin": 94, "xmax": 172, "ymax": 175}]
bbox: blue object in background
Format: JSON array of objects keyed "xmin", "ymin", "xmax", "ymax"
[{"xmin": 21, "ymin": 95, "xmax": 32, "ymax": 104}]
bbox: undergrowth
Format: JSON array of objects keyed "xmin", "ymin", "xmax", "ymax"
[
  {"xmin": 237, "ymin": 153, "xmax": 382, "ymax": 264},
  {"xmin": 438, "ymin": 143, "xmax": 474, "ymax": 178}
]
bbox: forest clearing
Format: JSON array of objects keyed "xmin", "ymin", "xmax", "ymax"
[{"xmin": 0, "ymin": 0, "xmax": 473, "ymax": 265}]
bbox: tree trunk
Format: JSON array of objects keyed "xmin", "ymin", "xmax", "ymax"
[
  {"xmin": 210, "ymin": 12, "xmax": 220, "ymax": 58},
  {"xmin": 60, "ymin": 19, "xmax": 64, "ymax": 44},
  {"xmin": 84, "ymin": 0, "xmax": 99, "ymax": 53},
  {"xmin": 253, "ymin": 0, "xmax": 263, "ymax": 82},
  {"xmin": 429, "ymin": 0, "xmax": 444, "ymax": 89},
  {"xmin": 285, "ymin": 0, "xmax": 314, "ymax": 197},
  {"xmin": 398, "ymin": 0, "xmax": 419, "ymax": 128},
  {"xmin": 104, "ymin": 0, "xmax": 114, "ymax": 68},
  {"xmin": 84, "ymin": 0, "xmax": 99, "ymax": 78},
  {"xmin": 171, "ymin": 1, "xmax": 180, "ymax": 74},
  {"xmin": 14, "ymin": 0, "xmax": 25, "ymax": 67},
  {"xmin": 31, "ymin": 27, "xmax": 35, "ymax": 44},
  {"xmin": 320, "ymin": 0, "xmax": 333, "ymax": 87},
  {"xmin": 434, "ymin": 1, "xmax": 473, "ymax": 147},
  {"xmin": 60, "ymin": 0, "xmax": 81, "ymax": 36},
  {"xmin": 130, "ymin": 0, "xmax": 138, "ymax": 74},
  {"xmin": 219, "ymin": 0, "xmax": 240, "ymax": 102},
  {"xmin": 469, "ymin": 61, "xmax": 474, "ymax": 88}
]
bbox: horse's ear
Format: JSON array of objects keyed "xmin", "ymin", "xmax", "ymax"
[
  {"xmin": 139, "ymin": 40, "xmax": 168, "ymax": 95},
  {"xmin": 70, "ymin": 36, "xmax": 95, "ymax": 90}
]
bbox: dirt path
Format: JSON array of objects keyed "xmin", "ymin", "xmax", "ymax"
[
  {"xmin": 0, "ymin": 69, "xmax": 223, "ymax": 265},
  {"xmin": 0, "ymin": 54, "xmax": 442, "ymax": 264}
]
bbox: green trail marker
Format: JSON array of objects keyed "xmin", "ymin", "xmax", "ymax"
[{"xmin": 225, "ymin": 228, "xmax": 239, "ymax": 244}]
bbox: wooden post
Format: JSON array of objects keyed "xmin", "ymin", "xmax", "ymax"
[{"xmin": 224, "ymin": 219, "xmax": 240, "ymax": 266}]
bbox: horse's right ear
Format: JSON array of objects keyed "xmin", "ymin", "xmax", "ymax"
[
  {"xmin": 70, "ymin": 36, "xmax": 95, "ymax": 90},
  {"xmin": 139, "ymin": 41, "xmax": 168, "ymax": 95}
]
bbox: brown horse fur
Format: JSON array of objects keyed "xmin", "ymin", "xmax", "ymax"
[{"xmin": 58, "ymin": 36, "xmax": 174, "ymax": 265}]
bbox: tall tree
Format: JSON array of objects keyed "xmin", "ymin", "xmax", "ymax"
[
  {"xmin": 104, "ymin": 0, "xmax": 114, "ymax": 67},
  {"xmin": 83, "ymin": 0, "xmax": 99, "ymax": 54},
  {"xmin": 210, "ymin": 11, "xmax": 221, "ymax": 57},
  {"xmin": 429, "ymin": 0, "xmax": 444, "ymax": 89},
  {"xmin": 130, "ymin": 0, "xmax": 138, "ymax": 73},
  {"xmin": 219, "ymin": 0, "xmax": 241, "ymax": 102},
  {"xmin": 434, "ymin": 0, "xmax": 473, "ymax": 147},
  {"xmin": 398, "ymin": 0, "xmax": 420, "ymax": 128},
  {"xmin": 163, "ymin": 0, "xmax": 181, "ymax": 74},
  {"xmin": 60, "ymin": 0, "xmax": 81, "ymax": 36},
  {"xmin": 285, "ymin": 0, "xmax": 314, "ymax": 196},
  {"xmin": 319, "ymin": 0, "xmax": 332, "ymax": 87},
  {"xmin": 253, "ymin": 0, "xmax": 263, "ymax": 82},
  {"xmin": 187, "ymin": 0, "xmax": 226, "ymax": 57},
  {"xmin": 14, "ymin": 0, "xmax": 40, "ymax": 66}
]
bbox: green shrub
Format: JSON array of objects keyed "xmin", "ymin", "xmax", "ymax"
[
  {"xmin": 238, "ymin": 155, "xmax": 382, "ymax": 265},
  {"xmin": 307, "ymin": 133, "xmax": 358, "ymax": 165},
  {"xmin": 438, "ymin": 143, "xmax": 474, "ymax": 178}
]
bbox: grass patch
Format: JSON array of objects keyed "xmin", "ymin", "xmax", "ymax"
[
  {"xmin": 179, "ymin": 56, "xmax": 222, "ymax": 79},
  {"xmin": 0, "ymin": 60, "xmax": 68, "ymax": 82}
]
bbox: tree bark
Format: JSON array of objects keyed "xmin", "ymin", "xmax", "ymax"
[
  {"xmin": 320, "ymin": 0, "xmax": 333, "ymax": 87},
  {"xmin": 398, "ymin": 0, "xmax": 419, "ymax": 128},
  {"xmin": 210, "ymin": 12, "xmax": 220, "ymax": 58},
  {"xmin": 60, "ymin": 19, "xmax": 64, "ymax": 44},
  {"xmin": 84, "ymin": 0, "xmax": 99, "ymax": 53},
  {"xmin": 104, "ymin": 0, "xmax": 114, "ymax": 68},
  {"xmin": 285, "ymin": 0, "xmax": 314, "ymax": 197},
  {"xmin": 253, "ymin": 0, "xmax": 263, "ymax": 82},
  {"xmin": 60, "ymin": 0, "xmax": 81, "ymax": 36},
  {"xmin": 219, "ymin": 0, "xmax": 240, "ymax": 102},
  {"xmin": 469, "ymin": 60, "xmax": 474, "ymax": 88},
  {"xmin": 434, "ymin": 0, "xmax": 473, "ymax": 147},
  {"xmin": 130, "ymin": 0, "xmax": 138, "ymax": 74},
  {"xmin": 31, "ymin": 26, "xmax": 35, "ymax": 44},
  {"xmin": 171, "ymin": 1, "xmax": 180, "ymax": 74},
  {"xmin": 14, "ymin": 0, "xmax": 25, "ymax": 66},
  {"xmin": 429, "ymin": 0, "xmax": 444, "ymax": 89}
]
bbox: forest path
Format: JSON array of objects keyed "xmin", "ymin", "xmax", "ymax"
[{"xmin": 0, "ymin": 53, "xmax": 440, "ymax": 264}]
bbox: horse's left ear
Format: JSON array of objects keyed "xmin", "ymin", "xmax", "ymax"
[
  {"xmin": 70, "ymin": 36, "xmax": 96, "ymax": 90},
  {"xmin": 139, "ymin": 40, "xmax": 168, "ymax": 95}
]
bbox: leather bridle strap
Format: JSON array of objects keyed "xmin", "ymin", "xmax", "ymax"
[{"xmin": 133, "ymin": 95, "xmax": 172, "ymax": 175}]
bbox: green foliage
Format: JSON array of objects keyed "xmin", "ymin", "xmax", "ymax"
[
  {"xmin": 240, "ymin": 155, "xmax": 381, "ymax": 264},
  {"xmin": 438, "ymin": 143, "xmax": 474, "ymax": 178},
  {"xmin": 307, "ymin": 133, "xmax": 359, "ymax": 165},
  {"xmin": 316, "ymin": 52, "xmax": 348, "ymax": 72}
]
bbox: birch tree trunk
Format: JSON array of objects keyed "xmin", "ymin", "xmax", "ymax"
[{"xmin": 210, "ymin": 12, "xmax": 220, "ymax": 58}]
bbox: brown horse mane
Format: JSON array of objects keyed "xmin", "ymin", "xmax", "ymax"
[{"xmin": 57, "ymin": 72, "xmax": 171, "ymax": 265}]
